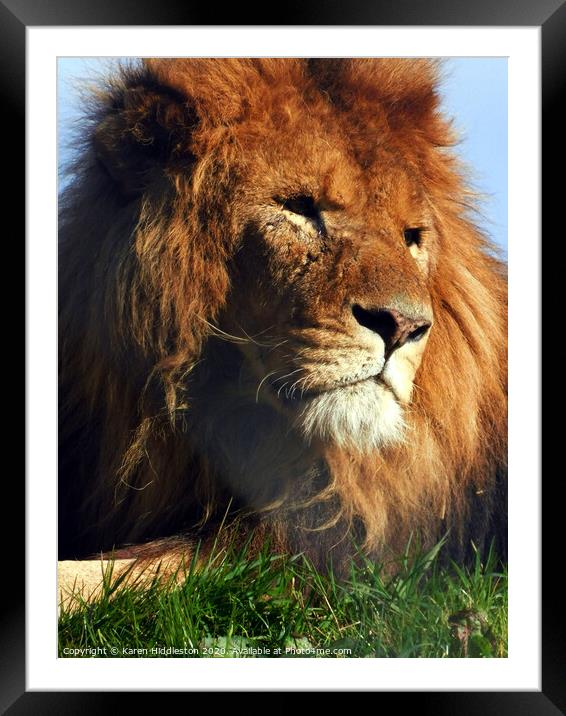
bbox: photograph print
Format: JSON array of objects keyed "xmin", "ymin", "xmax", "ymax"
[{"xmin": 58, "ymin": 57, "xmax": 508, "ymax": 659}]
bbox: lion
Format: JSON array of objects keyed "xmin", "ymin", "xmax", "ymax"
[{"xmin": 58, "ymin": 58, "xmax": 507, "ymax": 601}]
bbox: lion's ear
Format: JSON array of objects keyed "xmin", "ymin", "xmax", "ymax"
[{"xmin": 94, "ymin": 80, "xmax": 196, "ymax": 199}]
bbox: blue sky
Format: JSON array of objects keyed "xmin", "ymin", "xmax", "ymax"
[{"xmin": 58, "ymin": 57, "xmax": 507, "ymax": 254}]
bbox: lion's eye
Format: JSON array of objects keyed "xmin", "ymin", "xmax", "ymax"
[
  {"xmin": 404, "ymin": 227, "xmax": 423, "ymax": 248},
  {"xmin": 278, "ymin": 195, "xmax": 325, "ymax": 233}
]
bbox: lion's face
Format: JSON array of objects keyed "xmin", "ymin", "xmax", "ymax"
[{"xmin": 219, "ymin": 121, "xmax": 435, "ymax": 452}]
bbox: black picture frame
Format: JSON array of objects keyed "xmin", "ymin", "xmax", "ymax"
[{"xmin": 12, "ymin": 0, "xmax": 559, "ymax": 710}]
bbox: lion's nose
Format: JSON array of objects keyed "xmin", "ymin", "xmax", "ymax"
[{"xmin": 351, "ymin": 304, "xmax": 431, "ymax": 357}]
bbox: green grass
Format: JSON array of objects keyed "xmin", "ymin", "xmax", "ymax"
[{"xmin": 58, "ymin": 536, "xmax": 507, "ymax": 658}]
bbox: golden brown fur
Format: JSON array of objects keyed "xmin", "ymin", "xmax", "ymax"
[{"xmin": 59, "ymin": 59, "xmax": 507, "ymax": 574}]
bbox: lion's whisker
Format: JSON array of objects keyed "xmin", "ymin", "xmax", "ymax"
[
  {"xmin": 276, "ymin": 381, "xmax": 291, "ymax": 399},
  {"xmin": 271, "ymin": 367, "xmax": 305, "ymax": 385},
  {"xmin": 300, "ymin": 373, "xmax": 319, "ymax": 398},
  {"xmin": 236, "ymin": 323, "xmax": 280, "ymax": 348},
  {"xmin": 255, "ymin": 369, "xmax": 281, "ymax": 403},
  {"xmin": 289, "ymin": 377, "xmax": 307, "ymax": 400},
  {"xmin": 245, "ymin": 324, "xmax": 276, "ymax": 338},
  {"xmin": 198, "ymin": 318, "xmax": 250, "ymax": 344},
  {"xmin": 266, "ymin": 339, "xmax": 290, "ymax": 354}
]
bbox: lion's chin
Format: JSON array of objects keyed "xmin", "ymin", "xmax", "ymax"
[{"xmin": 293, "ymin": 379, "xmax": 406, "ymax": 453}]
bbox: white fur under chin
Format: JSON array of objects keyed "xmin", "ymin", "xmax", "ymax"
[{"xmin": 294, "ymin": 380, "xmax": 406, "ymax": 452}]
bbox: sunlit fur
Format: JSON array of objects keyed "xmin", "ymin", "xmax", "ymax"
[
  {"xmin": 296, "ymin": 381, "xmax": 406, "ymax": 451},
  {"xmin": 59, "ymin": 59, "xmax": 507, "ymax": 571}
]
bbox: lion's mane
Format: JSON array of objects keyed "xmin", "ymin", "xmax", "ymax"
[{"xmin": 59, "ymin": 59, "xmax": 507, "ymax": 569}]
